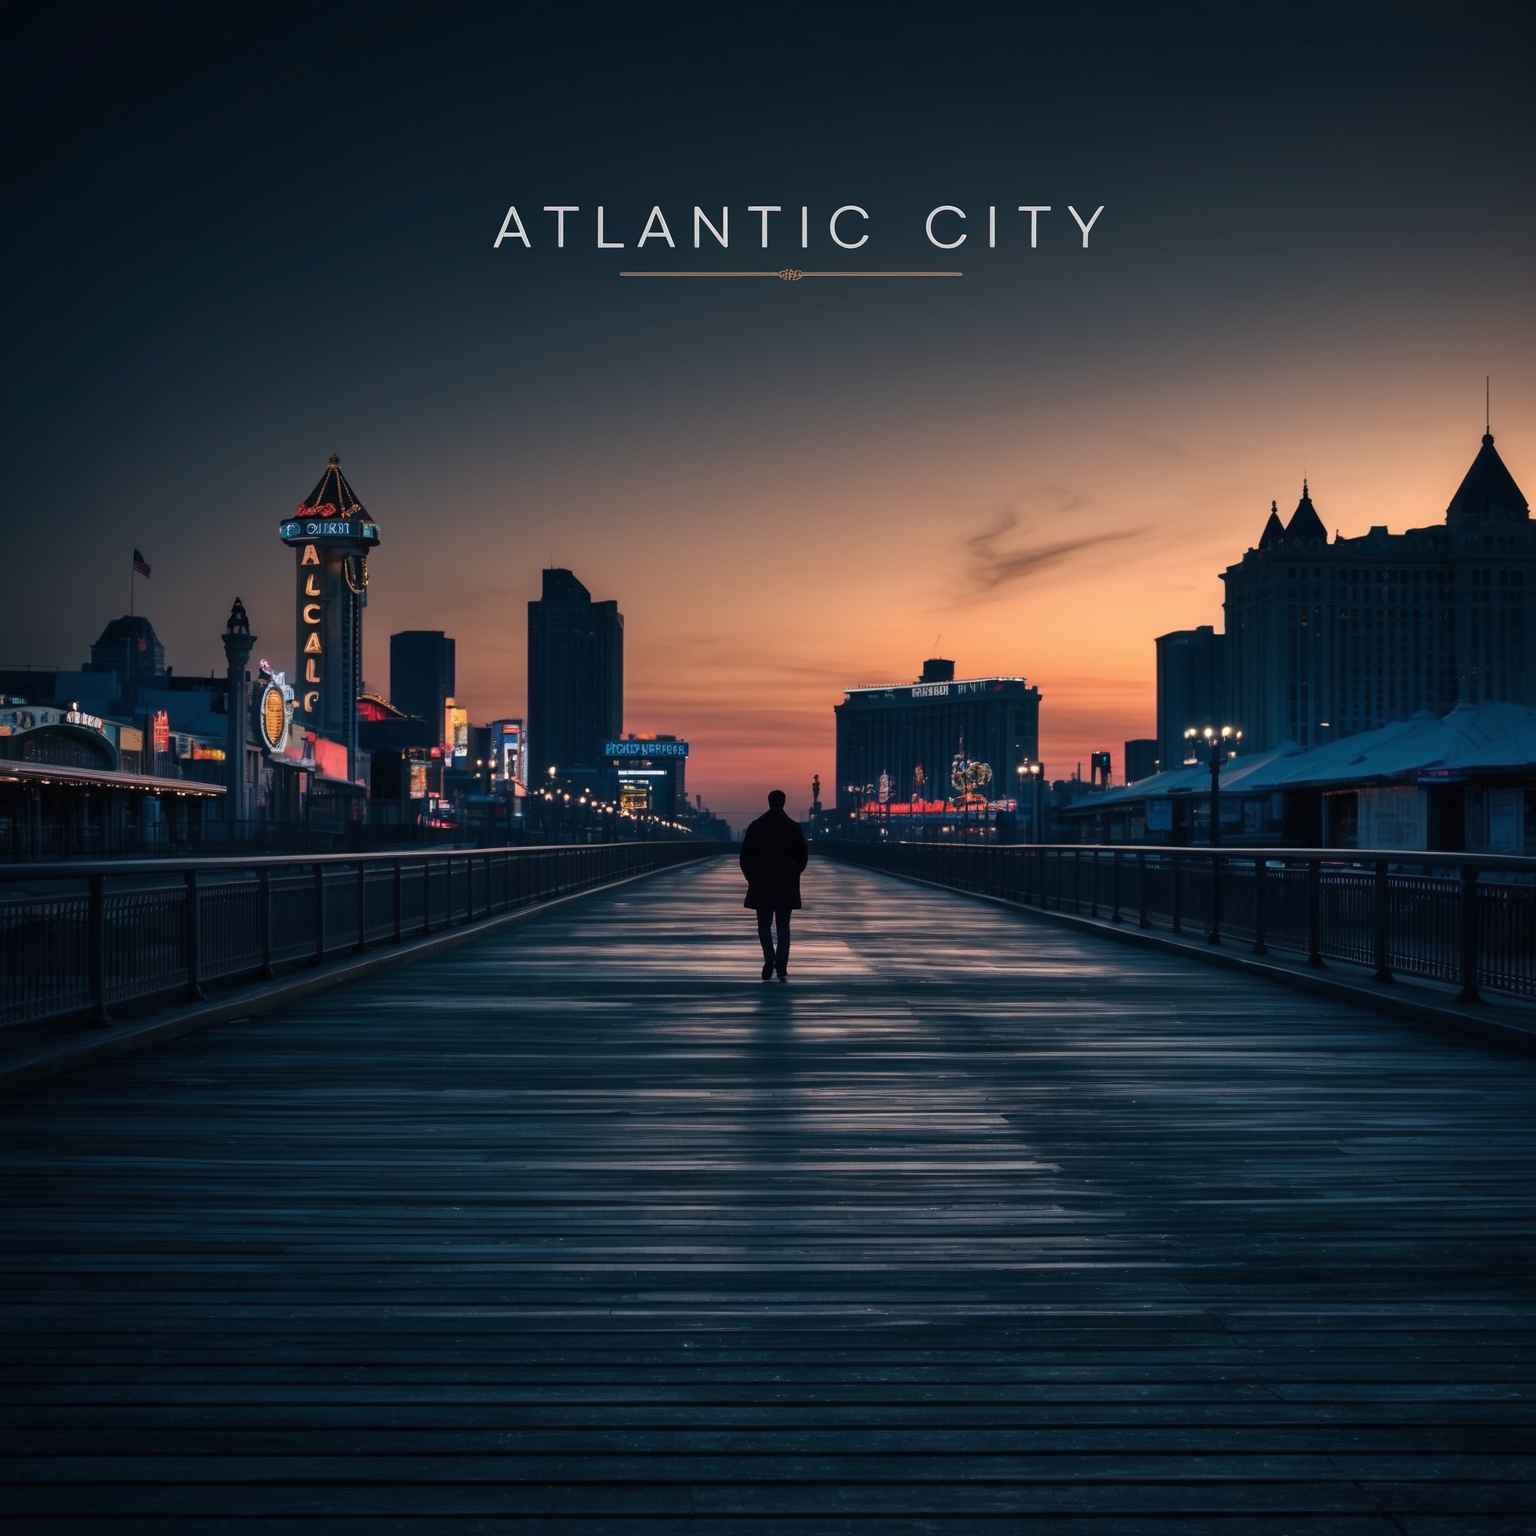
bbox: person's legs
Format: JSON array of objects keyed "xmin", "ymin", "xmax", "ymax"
[
  {"xmin": 756, "ymin": 907, "xmax": 776, "ymax": 968},
  {"xmin": 774, "ymin": 903, "xmax": 793, "ymax": 975}
]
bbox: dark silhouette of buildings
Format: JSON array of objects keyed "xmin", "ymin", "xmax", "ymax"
[
  {"xmin": 1124, "ymin": 738, "xmax": 1159, "ymax": 783},
  {"xmin": 527, "ymin": 568, "xmax": 623, "ymax": 782},
  {"xmin": 1224, "ymin": 432, "xmax": 1534, "ymax": 751},
  {"xmin": 1155, "ymin": 626, "xmax": 1227, "ymax": 770},
  {"xmin": 389, "ymin": 631, "xmax": 456, "ymax": 747},
  {"xmin": 833, "ymin": 657, "xmax": 1041, "ymax": 814},
  {"xmin": 88, "ymin": 615, "xmax": 166, "ymax": 689}
]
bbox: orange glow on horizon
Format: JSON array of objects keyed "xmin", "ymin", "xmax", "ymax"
[{"xmin": 368, "ymin": 367, "xmax": 1530, "ymax": 828}]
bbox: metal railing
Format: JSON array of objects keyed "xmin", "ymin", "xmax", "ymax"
[
  {"xmin": 818, "ymin": 839, "xmax": 1536, "ymax": 1005},
  {"xmin": 1, "ymin": 841, "xmax": 718, "ymax": 1031}
]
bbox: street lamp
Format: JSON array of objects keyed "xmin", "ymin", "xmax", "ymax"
[
  {"xmin": 1185, "ymin": 726, "xmax": 1241, "ymax": 847},
  {"xmin": 1018, "ymin": 760, "xmax": 1044, "ymax": 844}
]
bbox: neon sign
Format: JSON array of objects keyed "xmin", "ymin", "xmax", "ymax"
[
  {"xmin": 603, "ymin": 740, "xmax": 688, "ymax": 758},
  {"xmin": 254, "ymin": 661, "xmax": 295, "ymax": 753}
]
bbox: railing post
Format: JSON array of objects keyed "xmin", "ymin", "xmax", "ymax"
[
  {"xmin": 1372, "ymin": 859, "xmax": 1391, "ymax": 982},
  {"xmin": 1306, "ymin": 858, "xmax": 1324, "ymax": 968},
  {"xmin": 1458, "ymin": 865, "xmax": 1480, "ymax": 1004},
  {"xmin": 258, "ymin": 867, "xmax": 274, "ymax": 978},
  {"xmin": 355, "ymin": 861, "xmax": 368, "ymax": 955},
  {"xmin": 393, "ymin": 860, "xmax": 403, "ymax": 944},
  {"xmin": 1137, "ymin": 851, "xmax": 1149, "ymax": 929},
  {"xmin": 1111, "ymin": 850, "xmax": 1123, "ymax": 923},
  {"xmin": 1170, "ymin": 854, "xmax": 1182, "ymax": 936},
  {"xmin": 184, "ymin": 868, "xmax": 204, "ymax": 1001},
  {"xmin": 1207, "ymin": 852, "xmax": 1221, "ymax": 945},
  {"xmin": 1088, "ymin": 850, "xmax": 1097, "ymax": 919},
  {"xmin": 1251, "ymin": 857, "xmax": 1268, "ymax": 956},
  {"xmin": 313, "ymin": 862, "xmax": 326, "ymax": 966},
  {"xmin": 88, "ymin": 873, "xmax": 109, "ymax": 1024}
]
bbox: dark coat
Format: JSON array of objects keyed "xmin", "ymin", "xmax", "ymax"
[{"xmin": 739, "ymin": 808, "xmax": 809, "ymax": 911}]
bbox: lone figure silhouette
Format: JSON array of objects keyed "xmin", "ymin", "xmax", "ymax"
[{"xmin": 739, "ymin": 790, "xmax": 809, "ymax": 982}]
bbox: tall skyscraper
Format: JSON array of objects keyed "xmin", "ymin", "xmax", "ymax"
[
  {"xmin": 527, "ymin": 568, "xmax": 623, "ymax": 781},
  {"xmin": 390, "ymin": 631, "xmax": 456, "ymax": 746},
  {"xmin": 1223, "ymin": 431, "xmax": 1534, "ymax": 751},
  {"xmin": 1155, "ymin": 626, "xmax": 1226, "ymax": 770}
]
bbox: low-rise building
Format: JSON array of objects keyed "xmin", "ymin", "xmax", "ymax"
[{"xmin": 1062, "ymin": 701, "xmax": 1536, "ymax": 853}]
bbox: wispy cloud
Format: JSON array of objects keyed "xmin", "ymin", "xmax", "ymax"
[{"xmin": 964, "ymin": 509, "xmax": 1148, "ymax": 592}]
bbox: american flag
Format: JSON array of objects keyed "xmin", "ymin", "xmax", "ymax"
[{"xmin": 132, "ymin": 549, "xmax": 151, "ymax": 578}]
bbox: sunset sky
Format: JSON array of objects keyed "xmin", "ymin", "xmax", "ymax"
[{"xmin": 2, "ymin": 4, "xmax": 1532, "ymax": 827}]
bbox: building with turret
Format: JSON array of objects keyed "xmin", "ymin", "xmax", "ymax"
[
  {"xmin": 1222, "ymin": 431, "xmax": 1533, "ymax": 753},
  {"xmin": 278, "ymin": 456, "xmax": 379, "ymax": 783}
]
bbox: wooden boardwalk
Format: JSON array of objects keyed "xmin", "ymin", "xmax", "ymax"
[{"xmin": 2, "ymin": 857, "xmax": 1533, "ymax": 1532}]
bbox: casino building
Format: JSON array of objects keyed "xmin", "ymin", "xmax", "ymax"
[
  {"xmin": 602, "ymin": 735, "xmax": 687, "ymax": 818},
  {"xmin": 279, "ymin": 456, "xmax": 379, "ymax": 783},
  {"xmin": 1223, "ymin": 430, "xmax": 1534, "ymax": 753},
  {"xmin": 834, "ymin": 659, "xmax": 1042, "ymax": 817}
]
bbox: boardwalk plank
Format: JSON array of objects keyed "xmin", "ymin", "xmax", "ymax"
[{"xmin": 1, "ymin": 858, "xmax": 1533, "ymax": 1528}]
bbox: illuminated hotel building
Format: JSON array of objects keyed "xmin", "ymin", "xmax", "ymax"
[
  {"xmin": 833, "ymin": 658, "xmax": 1041, "ymax": 814},
  {"xmin": 1223, "ymin": 431, "xmax": 1534, "ymax": 752},
  {"xmin": 279, "ymin": 457, "xmax": 379, "ymax": 780},
  {"xmin": 603, "ymin": 736, "xmax": 686, "ymax": 816}
]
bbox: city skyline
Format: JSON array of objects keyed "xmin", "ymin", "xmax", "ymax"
[{"xmin": 2, "ymin": 6, "xmax": 1531, "ymax": 826}]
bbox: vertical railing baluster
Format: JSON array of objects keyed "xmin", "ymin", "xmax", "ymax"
[
  {"xmin": 1111, "ymin": 850, "xmax": 1122, "ymax": 923},
  {"xmin": 258, "ymin": 866, "xmax": 274, "ymax": 978},
  {"xmin": 1372, "ymin": 859, "xmax": 1391, "ymax": 982},
  {"xmin": 1252, "ymin": 857, "xmax": 1268, "ymax": 956},
  {"xmin": 184, "ymin": 869, "xmax": 204, "ymax": 1000},
  {"xmin": 1138, "ymin": 851, "xmax": 1149, "ymax": 929},
  {"xmin": 355, "ymin": 861, "xmax": 367, "ymax": 955},
  {"xmin": 1207, "ymin": 852, "xmax": 1222, "ymax": 945},
  {"xmin": 1307, "ymin": 858, "xmax": 1324, "ymax": 968},
  {"xmin": 393, "ymin": 860, "xmax": 402, "ymax": 944},
  {"xmin": 314, "ymin": 863, "xmax": 326, "ymax": 966},
  {"xmin": 89, "ymin": 873, "xmax": 108, "ymax": 1024},
  {"xmin": 1171, "ymin": 854, "xmax": 1182, "ymax": 936},
  {"xmin": 1458, "ymin": 865, "xmax": 1480, "ymax": 1003}
]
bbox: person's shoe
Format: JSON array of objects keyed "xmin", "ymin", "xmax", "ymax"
[
  {"xmin": 776, "ymin": 970, "xmax": 788, "ymax": 983},
  {"xmin": 761, "ymin": 960, "xmax": 775, "ymax": 980}
]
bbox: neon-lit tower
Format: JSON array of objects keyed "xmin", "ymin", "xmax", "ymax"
[{"xmin": 279, "ymin": 457, "xmax": 380, "ymax": 780}]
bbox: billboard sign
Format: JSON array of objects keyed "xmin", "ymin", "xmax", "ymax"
[{"xmin": 603, "ymin": 739, "xmax": 687, "ymax": 758}]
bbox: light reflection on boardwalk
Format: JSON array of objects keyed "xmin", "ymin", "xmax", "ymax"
[{"xmin": 2, "ymin": 858, "xmax": 1534, "ymax": 1526}]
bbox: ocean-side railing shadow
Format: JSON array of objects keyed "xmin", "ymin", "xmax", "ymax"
[
  {"xmin": 1, "ymin": 841, "xmax": 718, "ymax": 1031},
  {"xmin": 817, "ymin": 838, "xmax": 1536, "ymax": 1004}
]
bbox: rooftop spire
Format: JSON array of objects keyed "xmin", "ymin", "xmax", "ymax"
[
  {"xmin": 1258, "ymin": 499, "xmax": 1285, "ymax": 550},
  {"xmin": 1284, "ymin": 479, "xmax": 1328, "ymax": 547},
  {"xmin": 1446, "ymin": 427, "xmax": 1528, "ymax": 527},
  {"xmin": 297, "ymin": 454, "xmax": 371, "ymax": 524}
]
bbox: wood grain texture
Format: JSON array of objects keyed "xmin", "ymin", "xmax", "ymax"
[{"xmin": 2, "ymin": 858, "xmax": 1533, "ymax": 1532}]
